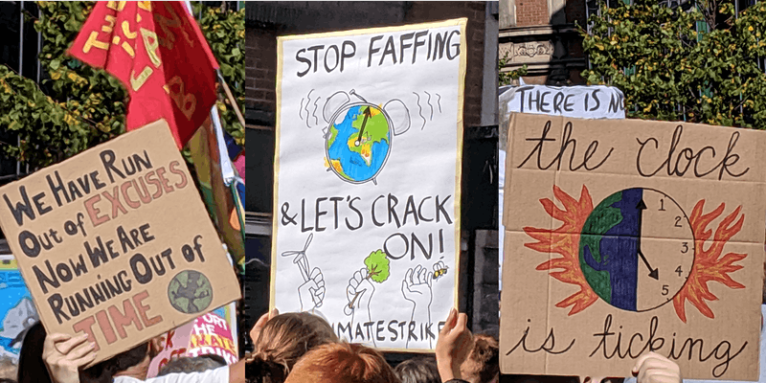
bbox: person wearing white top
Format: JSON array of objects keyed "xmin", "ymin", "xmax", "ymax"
[{"xmin": 41, "ymin": 333, "xmax": 244, "ymax": 383}]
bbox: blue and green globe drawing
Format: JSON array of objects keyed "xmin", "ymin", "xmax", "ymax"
[
  {"xmin": 326, "ymin": 104, "xmax": 391, "ymax": 184},
  {"xmin": 579, "ymin": 188, "xmax": 694, "ymax": 312}
]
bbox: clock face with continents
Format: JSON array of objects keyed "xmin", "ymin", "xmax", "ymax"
[{"xmin": 578, "ymin": 188, "xmax": 695, "ymax": 312}]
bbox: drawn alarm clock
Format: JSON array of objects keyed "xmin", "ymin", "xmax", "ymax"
[{"xmin": 320, "ymin": 90, "xmax": 411, "ymax": 185}]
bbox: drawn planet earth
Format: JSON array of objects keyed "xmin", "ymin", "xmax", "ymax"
[
  {"xmin": 578, "ymin": 188, "xmax": 693, "ymax": 312},
  {"xmin": 326, "ymin": 104, "xmax": 391, "ymax": 183},
  {"xmin": 168, "ymin": 270, "xmax": 213, "ymax": 314}
]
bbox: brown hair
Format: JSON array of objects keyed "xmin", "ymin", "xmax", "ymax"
[
  {"xmin": 246, "ymin": 312, "xmax": 337, "ymax": 383},
  {"xmin": 460, "ymin": 334, "xmax": 499, "ymax": 383},
  {"xmin": 284, "ymin": 342, "xmax": 401, "ymax": 383},
  {"xmin": 394, "ymin": 357, "xmax": 440, "ymax": 383}
]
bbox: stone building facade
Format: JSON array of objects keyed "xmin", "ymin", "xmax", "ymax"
[{"xmin": 499, "ymin": 0, "xmax": 589, "ymax": 85}]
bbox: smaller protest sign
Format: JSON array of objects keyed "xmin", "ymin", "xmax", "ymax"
[
  {"xmin": 147, "ymin": 321, "xmax": 194, "ymax": 377},
  {"xmin": 0, "ymin": 256, "xmax": 37, "ymax": 362},
  {"xmin": 0, "ymin": 120, "xmax": 242, "ymax": 365},
  {"xmin": 147, "ymin": 308, "xmax": 238, "ymax": 377}
]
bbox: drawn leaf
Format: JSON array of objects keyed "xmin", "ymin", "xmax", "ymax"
[{"xmin": 364, "ymin": 250, "xmax": 390, "ymax": 283}]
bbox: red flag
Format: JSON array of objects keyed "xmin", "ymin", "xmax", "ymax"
[{"xmin": 69, "ymin": 1, "xmax": 219, "ymax": 149}]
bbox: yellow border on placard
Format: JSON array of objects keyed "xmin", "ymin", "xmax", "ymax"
[{"xmin": 270, "ymin": 18, "xmax": 468, "ymax": 354}]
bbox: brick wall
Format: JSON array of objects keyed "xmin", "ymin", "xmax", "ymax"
[
  {"xmin": 566, "ymin": 0, "xmax": 587, "ymax": 25},
  {"xmin": 404, "ymin": 1, "xmax": 487, "ymax": 128},
  {"xmin": 515, "ymin": 0, "xmax": 549, "ymax": 27},
  {"xmin": 245, "ymin": 27, "xmax": 277, "ymax": 125}
]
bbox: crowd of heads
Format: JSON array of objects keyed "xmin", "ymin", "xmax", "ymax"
[{"xmin": 9, "ymin": 308, "xmax": 496, "ymax": 383}]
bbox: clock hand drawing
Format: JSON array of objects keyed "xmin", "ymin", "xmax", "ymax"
[{"xmin": 580, "ymin": 188, "xmax": 695, "ymax": 312}]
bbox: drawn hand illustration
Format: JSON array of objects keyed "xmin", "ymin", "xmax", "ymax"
[
  {"xmin": 402, "ymin": 264, "xmax": 434, "ymax": 348},
  {"xmin": 345, "ymin": 267, "xmax": 375, "ymax": 317},
  {"xmin": 298, "ymin": 267, "xmax": 325, "ymax": 312},
  {"xmin": 282, "ymin": 234, "xmax": 325, "ymax": 312}
]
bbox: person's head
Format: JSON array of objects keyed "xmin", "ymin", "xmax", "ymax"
[
  {"xmin": 460, "ymin": 334, "xmax": 499, "ymax": 383},
  {"xmin": 17, "ymin": 322, "xmax": 51, "ymax": 383},
  {"xmin": 394, "ymin": 357, "xmax": 440, "ymax": 383},
  {"xmin": 284, "ymin": 342, "xmax": 400, "ymax": 383},
  {"xmin": 81, "ymin": 336, "xmax": 164, "ymax": 383},
  {"xmin": 246, "ymin": 312, "xmax": 337, "ymax": 383},
  {"xmin": 157, "ymin": 355, "xmax": 227, "ymax": 376}
]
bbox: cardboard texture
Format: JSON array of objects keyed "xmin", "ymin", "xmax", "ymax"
[
  {"xmin": 0, "ymin": 120, "xmax": 241, "ymax": 366},
  {"xmin": 500, "ymin": 114, "xmax": 766, "ymax": 380},
  {"xmin": 270, "ymin": 19, "xmax": 466, "ymax": 352}
]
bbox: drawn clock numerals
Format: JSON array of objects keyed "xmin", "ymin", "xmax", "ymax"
[{"xmin": 579, "ymin": 188, "xmax": 695, "ymax": 312}]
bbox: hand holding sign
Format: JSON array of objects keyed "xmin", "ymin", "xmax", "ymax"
[
  {"xmin": 632, "ymin": 353, "xmax": 682, "ymax": 383},
  {"xmin": 43, "ymin": 333, "xmax": 97, "ymax": 383}
]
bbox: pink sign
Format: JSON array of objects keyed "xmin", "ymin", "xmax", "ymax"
[
  {"xmin": 147, "ymin": 312, "xmax": 238, "ymax": 377},
  {"xmin": 147, "ymin": 321, "xmax": 194, "ymax": 378},
  {"xmin": 186, "ymin": 312, "xmax": 239, "ymax": 365}
]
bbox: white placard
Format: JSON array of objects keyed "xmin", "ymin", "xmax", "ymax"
[{"xmin": 271, "ymin": 19, "xmax": 467, "ymax": 351}]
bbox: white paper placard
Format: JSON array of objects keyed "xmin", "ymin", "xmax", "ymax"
[{"xmin": 271, "ymin": 19, "xmax": 467, "ymax": 351}]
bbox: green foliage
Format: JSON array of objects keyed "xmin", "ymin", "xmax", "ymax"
[
  {"xmin": 364, "ymin": 250, "xmax": 390, "ymax": 283},
  {"xmin": 499, "ymin": 53, "xmax": 528, "ymax": 86},
  {"xmin": 582, "ymin": 0, "xmax": 766, "ymax": 128},
  {"xmin": 194, "ymin": 2, "xmax": 245, "ymax": 145},
  {"xmin": 0, "ymin": 1, "xmax": 244, "ymax": 169}
]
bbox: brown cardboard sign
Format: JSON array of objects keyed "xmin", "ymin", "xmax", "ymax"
[
  {"xmin": 0, "ymin": 120, "xmax": 241, "ymax": 365},
  {"xmin": 500, "ymin": 114, "xmax": 766, "ymax": 380}
]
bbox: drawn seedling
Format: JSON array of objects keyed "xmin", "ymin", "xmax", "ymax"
[
  {"xmin": 281, "ymin": 234, "xmax": 322, "ymax": 308},
  {"xmin": 343, "ymin": 250, "xmax": 390, "ymax": 315}
]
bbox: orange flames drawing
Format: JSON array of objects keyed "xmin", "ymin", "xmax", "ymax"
[
  {"xmin": 673, "ymin": 201, "xmax": 746, "ymax": 322},
  {"xmin": 525, "ymin": 185, "xmax": 747, "ymax": 321},
  {"xmin": 524, "ymin": 185, "xmax": 599, "ymax": 315}
]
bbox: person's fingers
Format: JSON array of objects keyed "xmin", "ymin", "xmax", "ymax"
[
  {"xmin": 67, "ymin": 342, "xmax": 96, "ymax": 360},
  {"xmin": 633, "ymin": 353, "xmax": 657, "ymax": 375},
  {"xmin": 404, "ymin": 268, "xmax": 414, "ymax": 287},
  {"xmin": 637, "ymin": 362, "xmax": 677, "ymax": 383},
  {"xmin": 347, "ymin": 284, "xmax": 356, "ymax": 299},
  {"xmin": 310, "ymin": 267, "xmax": 321, "ymax": 280},
  {"xmin": 70, "ymin": 347, "xmax": 98, "ymax": 367},
  {"xmin": 253, "ymin": 311, "xmax": 270, "ymax": 330},
  {"xmin": 353, "ymin": 269, "xmax": 363, "ymax": 283},
  {"xmin": 317, "ymin": 277, "xmax": 325, "ymax": 289},
  {"xmin": 402, "ymin": 280, "xmax": 411, "ymax": 295},
  {"xmin": 57, "ymin": 333, "xmax": 90, "ymax": 354},
  {"xmin": 639, "ymin": 358, "xmax": 673, "ymax": 375},
  {"xmin": 349, "ymin": 276, "xmax": 359, "ymax": 289},
  {"xmin": 44, "ymin": 333, "xmax": 72, "ymax": 355},
  {"xmin": 455, "ymin": 312, "xmax": 468, "ymax": 333},
  {"xmin": 440, "ymin": 308, "xmax": 457, "ymax": 336},
  {"xmin": 361, "ymin": 267, "xmax": 369, "ymax": 279},
  {"xmin": 269, "ymin": 308, "xmax": 279, "ymax": 319}
]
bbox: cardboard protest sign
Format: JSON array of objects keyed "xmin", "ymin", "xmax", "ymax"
[
  {"xmin": 0, "ymin": 120, "xmax": 241, "ymax": 365},
  {"xmin": 271, "ymin": 19, "xmax": 466, "ymax": 351},
  {"xmin": 497, "ymin": 86, "xmax": 626, "ymax": 290},
  {"xmin": 500, "ymin": 113, "xmax": 766, "ymax": 380}
]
